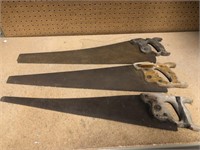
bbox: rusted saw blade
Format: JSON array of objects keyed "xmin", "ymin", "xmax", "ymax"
[
  {"xmin": 0, "ymin": 95, "xmax": 177, "ymax": 131},
  {"xmin": 7, "ymin": 65, "xmax": 167, "ymax": 92},
  {"xmin": 17, "ymin": 38, "xmax": 169, "ymax": 64}
]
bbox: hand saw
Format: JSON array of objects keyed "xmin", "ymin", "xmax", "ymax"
[
  {"xmin": 1, "ymin": 93, "xmax": 199, "ymax": 131},
  {"xmin": 7, "ymin": 62, "xmax": 187, "ymax": 92},
  {"xmin": 17, "ymin": 37, "xmax": 170, "ymax": 64}
]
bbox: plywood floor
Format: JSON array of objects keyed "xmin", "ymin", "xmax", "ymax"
[{"xmin": 0, "ymin": 32, "xmax": 199, "ymax": 149}]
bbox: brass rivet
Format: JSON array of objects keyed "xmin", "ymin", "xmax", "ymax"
[
  {"xmin": 147, "ymin": 75, "xmax": 152, "ymax": 79},
  {"xmin": 154, "ymin": 105, "xmax": 162, "ymax": 111}
]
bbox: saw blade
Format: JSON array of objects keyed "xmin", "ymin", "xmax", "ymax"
[
  {"xmin": 17, "ymin": 41, "xmax": 156, "ymax": 64},
  {"xmin": 0, "ymin": 95, "xmax": 177, "ymax": 131},
  {"xmin": 7, "ymin": 65, "xmax": 167, "ymax": 92}
]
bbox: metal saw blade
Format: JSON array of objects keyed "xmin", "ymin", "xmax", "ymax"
[
  {"xmin": 17, "ymin": 41, "xmax": 156, "ymax": 64},
  {"xmin": 7, "ymin": 65, "xmax": 167, "ymax": 92},
  {"xmin": 0, "ymin": 95, "xmax": 177, "ymax": 131}
]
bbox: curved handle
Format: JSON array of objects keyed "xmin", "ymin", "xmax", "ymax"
[
  {"xmin": 134, "ymin": 62, "xmax": 188, "ymax": 88},
  {"xmin": 140, "ymin": 93, "xmax": 200, "ymax": 131},
  {"xmin": 131, "ymin": 37, "xmax": 170, "ymax": 56}
]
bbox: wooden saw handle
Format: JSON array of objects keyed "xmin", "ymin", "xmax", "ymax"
[
  {"xmin": 134, "ymin": 62, "xmax": 188, "ymax": 88},
  {"xmin": 140, "ymin": 93, "xmax": 200, "ymax": 131}
]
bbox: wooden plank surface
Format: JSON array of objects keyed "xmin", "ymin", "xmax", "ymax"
[{"xmin": 0, "ymin": 32, "xmax": 199, "ymax": 149}]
